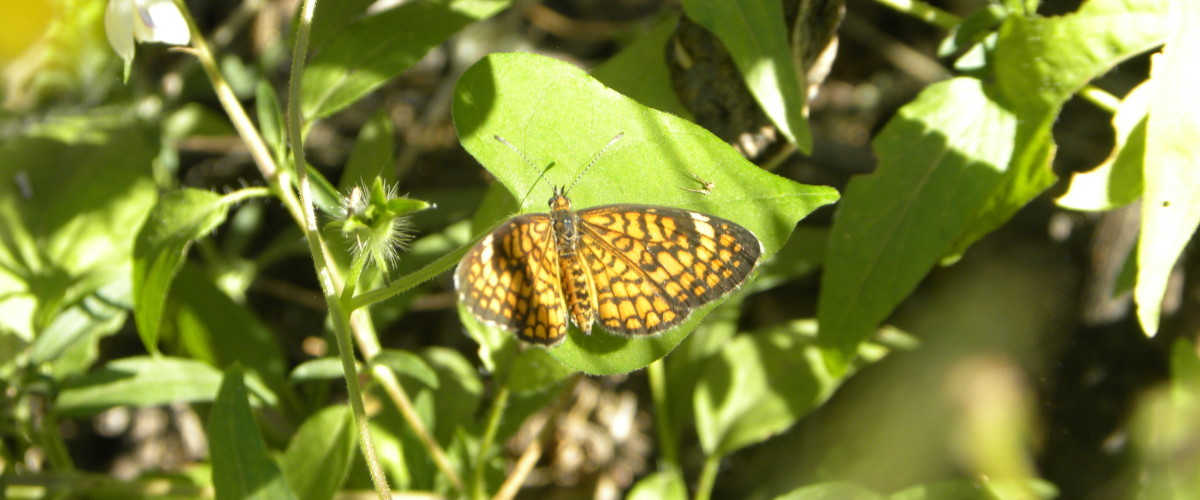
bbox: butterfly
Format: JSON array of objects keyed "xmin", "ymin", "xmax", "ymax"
[{"xmin": 455, "ymin": 141, "xmax": 762, "ymax": 345}]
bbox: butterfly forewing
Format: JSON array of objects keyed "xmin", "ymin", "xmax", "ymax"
[
  {"xmin": 454, "ymin": 214, "xmax": 570, "ymax": 344},
  {"xmin": 577, "ymin": 204, "xmax": 763, "ymax": 335}
]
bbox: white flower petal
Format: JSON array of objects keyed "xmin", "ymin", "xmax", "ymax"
[
  {"xmin": 134, "ymin": 0, "xmax": 190, "ymax": 45},
  {"xmin": 104, "ymin": 0, "xmax": 136, "ymax": 62}
]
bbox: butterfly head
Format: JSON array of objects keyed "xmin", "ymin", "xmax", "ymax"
[{"xmin": 549, "ymin": 186, "xmax": 572, "ymax": 212}]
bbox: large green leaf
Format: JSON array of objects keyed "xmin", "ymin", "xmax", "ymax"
[
  {"xmin": 301, "ymin": 0, "xmax": 510, "ymax": 120},
  {"xmin": 0, "ymin": 112, "xmax": 156, "ymax": 335},
  {"xmin": 452, "ymin": 52, "xmax": 838, "ymax": 375},
  {"xmin": 131, "ymin": 188, "xmax": 233, "ymax": 354},
  {"xmin": 694, "ymin": 321, "xmax": 837, "ymax": 457},
  {"xmin": 947, "ymin": 0, "xmax": 1169, "ymax": 256},
  {"xmin": 681, "ymin": 0, "xmax": 812, "ymax": 151},
  {"xmin": 208, "ymin": 365, "xmax": 298, "ymax": 500},
  {"xmin": 992, "ymin": 0, "xmax": 1168, "ymax": 117},
  {"xmin": 817, "ymin": 78, "xmax": 1016, "ymax": 371},
  {"xmin": 282, "ymin": 405, "xmax": 356, "ymax": 500},
  {"xmin": 1136, "ymin": 0, "xmax": 1200, "ymax": 336}
]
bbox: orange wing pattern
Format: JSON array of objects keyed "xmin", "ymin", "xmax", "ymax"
[
  {"xmin": 454, "ymin": 214, "xmax": 569, "ymax": 345},
  {"xmin": 577, "ymin": 205, "xmax": 762, "ymax": 335}
]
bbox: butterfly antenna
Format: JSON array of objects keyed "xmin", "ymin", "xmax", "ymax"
[
  {"xmin": 565, "ymin": 132, "xmax": 624, "ymax": 194},
  {"xmin": 495, "ymin": 135, "xmax": 555, "ymax": 206}
]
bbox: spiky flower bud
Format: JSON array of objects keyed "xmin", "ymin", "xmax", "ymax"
[{"xmin": 338, "ymin": 178, "xmax": 430, "ymax": 276}]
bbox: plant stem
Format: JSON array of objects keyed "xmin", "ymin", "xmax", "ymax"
[
  {"xmin": 493, "ymin": 375, "xmax": 581, "ymax": 500},
  {"xmin": 694, "ymin": 455, "xmax": 721, "ymax": 500},
  {"xmin": 647, "ymin": 359, "xmax": 680, "ymax": 474},
  {"xmin": 368, "ymin": 363, "xmax": 465, "ymax": 491},
  {"xmin": 473, "ymin": 385, "xmax": 511, "ymax": 499},
  {"xmin": 172, "ymin": 0, "xmax": 460, "ymax": 493},
  {"xmin": 1079, "ymin": 85, "xmax": 1121, "ymax": 114},
  {"xmin": 870, "ymin": 0, "xmax": 960, "ymax": 30},
  {"xmin": 285, "ymin": 0, "xmax": 391, "ymax": 498}
]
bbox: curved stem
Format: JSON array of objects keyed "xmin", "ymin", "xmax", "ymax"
[
  {"xmin": 870, "ymin": 0, "xmax": 959, "ymax": 30},
  {"xmin": 171, "ymin": 0, "xmax": 460, "ymax": 493},
  {"xmin": 694, "ymin": 455, "xmax": 721, "ymax": 500},
  {"xmin": 473, "ymin": 385, "xmax": 511, "ymax": 499},
  {"xmin": 284, "ymin": 0, "xmax": 391, "ymax": 498},
  {"xmin": 647, "ymin": 359, "xmax": 680, "ymax": 474}
]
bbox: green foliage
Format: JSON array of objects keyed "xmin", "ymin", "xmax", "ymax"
[
  {"xmin": 132, "ymin": 188, "xmax": 233, "ymax": 354},
  {"xmin": 2, "ymin": 0, "xmax": 1195, "ymax": 499},
  {"xmin": 681, "ymin": 0, "xmax": 811, "ymax": 151},
  {"xmin": 208, "ymin": 365, "xmax": 298, "ymax": 500},
  {"xmin": 818, "ymin": 0, "xmax": 1173, "ymax": 371},
  {"xmin": 301, "ymin": 0, "xmax": 510, "ymax": 120}
]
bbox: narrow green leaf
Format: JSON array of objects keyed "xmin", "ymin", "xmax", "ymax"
[
  {"xmin": 1056, "ymin": 82, "xmax": 1149, "ymax": 211},
  {"xmin": 694, "ymin": 321, "xmax": 837, "ymax": 456},
  {"xmin": 1136, "ymin": 0, "xmax": 1200, "ymax": 336},
  {"xmin": 30, "ymin": 293, "xmax": 125, "ymax": 369},
  {"xmin": 289, "ymin": 357, "xmax": 358, "ymax": 384},
  {"xmin": 301, "ymin": 0, "xmax": 510, "ymax": 120},
  {"xmin": 452, "ymin": 52, "xmax": 837, "ymax": 375},
  {"xmin": 131, "ymin": 189, "xmax": 232, "ymax": 353},
  {"xmin": 339, "ymin": 109, "xmax": 395, "ymax": 190},
  {"xmin": 282, "ymin": 405, "xmax": 356, "ymax": 500},
  {"xmin": 628, "ymin": 471, "xmax": 687, "ymax": 500},
  {"xmin": 373, "ymin": 349, "xmax": 440, "ymax": 389},
  {"xmin": 209, "ymin": 365, "xmax": 298, "ymax": 500},
  {"xmin": 57, "ymin": 356, "xmax": 224, "ymax": 417},
  {"xmin": 591, "ymin": 13, "xmax": 689, "ymax": 118},
  {"xmin": 777, "ymin": 482, "xmax": 882, "ymax": 500},
  {"xmin": 817, "ymin": 78, "xmax": 1016, "ymax": 371},
  {"xmin": 681, "ymin": 0, "xmax": 812, "ymax": 151},
  {"xmin": 302, "ymin": 164, "xmax": 344, "ymax": 217}
]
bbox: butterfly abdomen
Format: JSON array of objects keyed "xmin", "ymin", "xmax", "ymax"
[{"xmin": 551, "ymin": 193, "xmax": 598, "ymax": 334}]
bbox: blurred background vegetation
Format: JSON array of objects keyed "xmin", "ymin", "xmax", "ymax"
[{"xmin": 1, "ymin": 0, "xmax": 1197, "ymax": 499}]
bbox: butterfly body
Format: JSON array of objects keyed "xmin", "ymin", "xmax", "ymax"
[{"xmin": 455, "ymin": 187, "xmax": 762, "ymax": 346}]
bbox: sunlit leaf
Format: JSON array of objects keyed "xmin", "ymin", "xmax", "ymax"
[{"xmin": 452, "ymin": 52, "xmax": 837, "ymax": 375}]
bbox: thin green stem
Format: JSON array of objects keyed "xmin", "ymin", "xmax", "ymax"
[
  {"xmin": 38, "ymin": 411, "xmax": 74, "ymax": 472},
  {"xmin": 694, "ymin": 455, "xmax": 721, "ymax": 500},
  {"xmin": 870, "ymin": 0, "xmax": 960, "ymax": 30},
  {"xmin": 473, "ymin": 385, "xmax": 511, "ymax": 499},
  {"xmin": 341, "ymin": 248, "xmax": 370, "ymax": 306},
  {"xmin": 219, "ymin": 186, "xmax": 273, "ymax": 204},
  {"xmin": 286, "ymin": 0, "xmax": 390, "ymax": 498},
  {"xmin": 172, "ymin": 0, "xmax": 458, "ymax": 492},
  {"xmin": 646, "ymin": 359, "xmax": 680, "ymax": 474},
  {"xmin": 1079, "ymin": 85, "xmax": 1121, "ymax": 114},
  {"xmin": 349, "ymin": 238, "xmax": 473, "ymax": 311}
]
